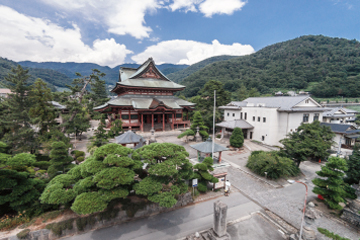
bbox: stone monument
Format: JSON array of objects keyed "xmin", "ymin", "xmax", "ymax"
[
  {"xmin": 149, "ymin": 129, "xmax": 157, "ymax": 144},
  {"xmin": 202, "ymin": 200, "xmax": 231, "ymax": 240},
  {"xmin": 195, "ymin": 126, "xmax": 202, "ymax": 142}
]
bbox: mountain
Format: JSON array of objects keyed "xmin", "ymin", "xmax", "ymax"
[
  {"xmin": 180, "ymin": 35, "xmax": 360, "ymax": 98},
  {"xmin": 0, "ymin": 58, "xmax": 72, "ymax": 91},
  {"xmin": 18, "ymin": 61, "xmax": 188, "ymax": 86},
  {"xmin": 167, "ymin": 55, "xmax": 238, "ymax": 83}
]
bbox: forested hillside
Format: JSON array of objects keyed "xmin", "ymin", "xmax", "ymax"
[
  {"xmin": 0, "ymin": 58, "xmax": 72, "ymax": 91},
  {"xmin": 167, "ymin": 55, "xmax": 238, "ymax": 83},
  {"xmin": 180, "ymin": 35, "xmax": 360, "ymax": 98},
  {"xmin": 18, "ymin": 61, "xmax": 188, "ymax": 86}
]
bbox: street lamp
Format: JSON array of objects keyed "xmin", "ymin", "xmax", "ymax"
[{"xmin": 287, "ymin": 180, "xmax": 308, "ymax": 240}]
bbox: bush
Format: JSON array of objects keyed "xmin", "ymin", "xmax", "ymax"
[
  {"xmin": 246, "ymin": 151, "xmax": 300, "ymax": 179},
  {"xmin": 317, "ymin": 228, "xmax": 350, "ymax": 240},
  {"xmin": 0, "ymin": 212, "xmax": 30, "ymax": 231},
  {"xmin": 46, "ymin": 218, "xmax": 74, "ymax": 236},
  {"xmin": 33, "ymin": 161, "xmax": 51, "ymax": 170},
  {"xmin": 216, "ymin": 134, "xmax": 221, "ymax": 138},
  {"xmin": 17, "ymin": 229, "xmax": 30, "ymax": 239},
  {"xmin": 230, "ymin": 127, "xmax": 244, "ymax": 148},
  {"xmin": 197, "ymin": 181, "xmax": 208, "ymax": 192}
]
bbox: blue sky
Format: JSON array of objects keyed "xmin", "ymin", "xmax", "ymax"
[{"xmin": 0, "ymin": 0, "xmax": 358, "ymax": 67}]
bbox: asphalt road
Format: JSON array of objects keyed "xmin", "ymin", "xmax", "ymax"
[{"xmin": 63, "ymin": 192, "xmax": 262, "ymax": 240}]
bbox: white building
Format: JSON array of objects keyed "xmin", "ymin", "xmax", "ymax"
[
  {"xmin": 217, "ymin": 96, "xmax": 329, "ymax": 146},
  {"xmin": 322, "ymin": 107, "xmax": 358, "ymax": 125}
]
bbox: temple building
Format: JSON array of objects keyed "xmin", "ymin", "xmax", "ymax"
[{"xmin": 94, "ymin": 58, "xmax": 194, "ymax": 132}]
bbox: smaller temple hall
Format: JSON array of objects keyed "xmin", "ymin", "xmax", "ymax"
[{"xmin": 94, "ymin": 58, "xmax": 194, "ymax": 132}]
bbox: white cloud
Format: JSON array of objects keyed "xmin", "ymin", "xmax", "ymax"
[
  {"xmin": 0, "ymin": 5, "xmax": 132, "ymax": 67},
  {"xmin": 131, "ymin": 39, "xmax": 254, "ymax": 65},
  {"xmin": 199, "ymin": 0, "xmax": 246, "ymax": 17},
  {"xmin": 169, "ymin": 0, "xmax": 201, "ymax": 12},
  {"xmin": 169, "ymin": 0, "xmax": 246, "ymax": 17},
  {"xmin": 40, "ymin": 0, "xmax": 161, "ymax": 39}
]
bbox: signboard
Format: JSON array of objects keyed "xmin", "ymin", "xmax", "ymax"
[
  {"xmin": 192, "ymin": 179, "xmax": 198, "ymax": 187},
  {"xmin": 214, "ymin": 177, "xmax": 225, "ymax": 190}
]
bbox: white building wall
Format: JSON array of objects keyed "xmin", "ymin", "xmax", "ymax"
[{"xmin": 223, "ymin": 107, "xmax": 325, "ymax": 146}]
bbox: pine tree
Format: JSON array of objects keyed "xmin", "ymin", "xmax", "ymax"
[
  {"xmin": 344, "ymin": 143, "xmax": 360, "ymax": 185},
  {"xmin": 0, "ymin": 66, "xmax": 37, "ymax": 153},
  {"xmin": 312, "ymin": 157, "xmax": 348, "ymax": 210},
  {"xmin": 92, "ymin": 116, "xmax": 109, "ymax": 147},
  {"xmin": 48, "ymin": 141, "xmax": 73, "ymax": 178},
  {"xmin": 108, "ymin": 117, "xmax": 123, "ymax": 138},
  {"xmin": 28, "ymin": 79, "xmax": 56, "ymax": 134},
  {"xmin": 230, "ymin": 127, "xmax": 244, "ymax": 148},
  {"xmin": 0, "ymin": 153, "xmax": 45, "ymax": 216},
  {"xmin": 193, "ymin": 157, "xmax": 218, "ymax": 192}
]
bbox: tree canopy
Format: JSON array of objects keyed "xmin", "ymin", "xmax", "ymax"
[
  {"xmin": 230, "ymin": 127, "xmax": 244, "ymax": 148},
  {"xmin": 280, "ymin": 121, "xmax": 334, "ymax": 167}
]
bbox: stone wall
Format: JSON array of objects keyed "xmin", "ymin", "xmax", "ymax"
[
  {"xmin": 341, "ymin": 199, "xmax": 360, "ymax": 228},
  {"xmin": 1, "ymin": 192, "xmax": 193, "ymax": 240}
]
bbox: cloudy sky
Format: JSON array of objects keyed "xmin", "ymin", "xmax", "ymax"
[{"xmin": 0, "ymin": 0, "xmax": 358, "ymax": 67}]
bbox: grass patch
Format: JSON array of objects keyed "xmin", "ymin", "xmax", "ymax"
[{"xmin": 317, "ymin": 228, "xmax": 351, "ymax": 240}]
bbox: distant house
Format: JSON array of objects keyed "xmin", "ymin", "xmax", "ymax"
[
  {"xmin": 322, "ymin": 107, "xmax": 358, "ymax": 125},
  {"xmin": 0, "ymin": 89, "xmax": 12, "ymax": 98},
  {"xmin": 320, "ymin": 122, "xmax": 360, "ymax": 149},
  {"xmin": 217, "ymin": 96, "xmax": 329, "ymax": 146}
]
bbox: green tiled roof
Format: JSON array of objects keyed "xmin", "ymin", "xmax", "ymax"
[{"xmin": 94, "ymin": 94, "xmax": 194, "ymax": 111}]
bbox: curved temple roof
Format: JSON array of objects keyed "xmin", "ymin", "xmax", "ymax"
[{"xmin": 94, "ymin": 94, "xmax": 194, "ymax": 111}]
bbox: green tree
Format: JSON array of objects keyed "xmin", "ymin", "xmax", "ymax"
[
  {"xmin": 0, "ymin": 153, "xmax": 45, "ymax": 216},
  {"xmin": 28, "ymin": 79, "xmax": 56, "ymax": 134},
  {"xmin": 344, "ymin": 143, "xmax": 360, "ymax": 185},
  {"xmin": 280, "ymin": 121, "xmax": 334, "ymax": 167},
  {"xmin": 246, "ymin": 151, "xmax": 300, "ymax": 179},
  {"xmin": 312, "ymin": 157, "xmax": 349, "ymax": 210},
  {"xmin": 108, "ymin": 118, "xmax": 123, "ymax": 138},
  {"xmin": 87, "ymin": 72, "xmax": 109, "ymax": 119},
  {"xmin": 230, "ymin": 127, "xmax": 244, "ymax": 147},
  {"xmin": 0, "ymin": 66, "xmax": 37, "ymax": 153},
  {"xmin": 40, "ymin": 143, "xmax": 140, "ymax": 215},
  {"xmin": 133, "ymin": 143, "xmax": 193, "ymax": 208},
  {"xmin": 178, "ymin": 111, "xmax": 208, "ymax": 139},
  {"xmin": 91, "ymin": 116, "xmax": 109, "ymax": 147},
  {"xmin": 47, "ymin": 141, "xmax": 74, "ymax": 178},
  {"xmin": 61, "ymin": 69, "xmax": 105, "ymax": 133},
  {"xmin": 193, "ymin": 157, "xmax": 218, "ymax": 192}
]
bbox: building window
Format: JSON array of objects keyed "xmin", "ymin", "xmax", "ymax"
[
  {"xmin": 250, "ymin": 132, "xmax": 253, "ymax": 139},
  {"xmin": 263, "ymin": 117, "xmax": 266, "ymax": 123},
  {"xmin": 227, "ymin": 113, "xmax": 229, "ymax": 116},
  {"xmin": 303, "ymin": 114, "xmax": 309, "ymax": 122},
  {"xmin": 176, "ymin": 114, "xmax": 182, "ymax": 118},
  {"xmin": 244, "ymin": 113, "xmax": 247, "ymax": 120},
  {"xmin": 122, "ymin": 115, "xmax": 129, "ymax": 119},
  {"xmin": 305, "ymin": 99, "xmax": 309, "ymax": 103},
  {"xmin": 313, "ymin": 113, "xmax": 319, "ymax": 121},
  {"xmin": 240, "ymin": 112, "xmax": 242, "ymax": 119},
  {"xmin": 131, "ymin": 115, "xmax": 138, "ymax": 119},
  {"xmin": 258, "ymin": 117, "xmax": 260, "ymax": 122},
  {"xmin": 253, "ymin": 116, "xmax": 255, "ymax": 121},
  {"xmin": 233, "ymin": 113, "xmax": 236, "ymax": 117},
  {"xmin": 262, "ymin": 136, "xmax": 265, "ymax": 141}
]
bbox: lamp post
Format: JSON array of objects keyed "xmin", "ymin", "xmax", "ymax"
[{"xmin": 287, "ymin": 180, "xmax": 308, "ymax": 240}]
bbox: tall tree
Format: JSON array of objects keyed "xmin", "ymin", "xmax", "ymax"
[
  {"xmin": 344, "ymin": 143, "xmax": 360, "ymax": 185},
  {"xmin": 47, "ymin": 141, "xmax": 73, "ymax": 178},
  {"xmin": 0, "ymin": 66, "xmax": 37, "ymax": 153},
  {"xmin": 230, "ymin": 127, "xmax": 244, "ymax": 147},
  {"xmin": 280, "ymin": 121, "xmax": 334, "ymax": 167},
  {"xmin": 91, "ymin": 115, "xmax": 109, "ymax": 148},
  {"xmin": 178, "ymin": 111, "xmax": 208, "ymax": 139},
  {"xmin": 108, "ymin": 117, "xmax": 123, "ymax": 138},
  {"xmin": 61, "ymin": 69, "xmax": 105, "ymax": 133},
  {"xmin": 312, "ymin": 157, "xmax": 348, "ymax": 210},
  {"xmin": 28, "ymin": 79, "xmax": 56, "ymax": 134}
]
